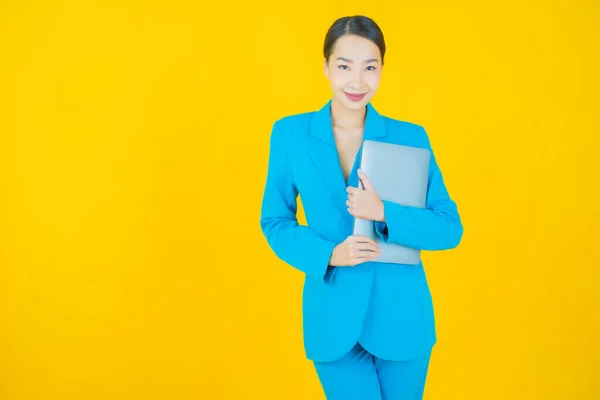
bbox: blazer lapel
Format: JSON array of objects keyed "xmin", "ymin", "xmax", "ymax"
[
  {"xmin": 308, "ymin": 99, "xmax": 388, "ymax": 205},
  {"xmin": 308, "ymin": 99, "xmax": 347, "ymax": 205}
]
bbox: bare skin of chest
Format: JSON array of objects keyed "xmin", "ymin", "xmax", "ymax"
[{"xmin": 333, "ymin": 127, "xmax": 363, "ymax": 182}]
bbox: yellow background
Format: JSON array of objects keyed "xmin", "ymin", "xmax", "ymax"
[{"xmin": 1, "ymin": 1, "xmax": 599, "ymax": 399}]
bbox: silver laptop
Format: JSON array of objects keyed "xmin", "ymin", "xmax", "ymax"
[{"xmin": 352, "ymin": 140, "xmax": 431, "ymax": 265}]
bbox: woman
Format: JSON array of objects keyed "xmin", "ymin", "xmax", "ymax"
[{"xmin": 259, "ymin": 15, "xmax": 463, "ymax": 400}]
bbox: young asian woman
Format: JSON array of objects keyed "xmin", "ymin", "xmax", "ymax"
[{"xmin": 259, "ymin": 15, "xmax": 463, "ymax": 400}]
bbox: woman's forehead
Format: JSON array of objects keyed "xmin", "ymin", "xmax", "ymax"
[{"xmin": 331, "ymin": 35, "xmax": 381, "ymax": 60}]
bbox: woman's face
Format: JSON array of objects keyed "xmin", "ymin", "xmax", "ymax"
[{"xmin": 324, "ymin": 34, "xmax": 383, "ymax": 112}]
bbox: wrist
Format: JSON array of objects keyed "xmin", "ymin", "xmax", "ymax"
[
  {"xmin": 328, "ymin": 244, "xmax": 339, "ymax": 266},
  {"xmin": 378, "ymin": 200, "xmax": 386, "ymax": 222}
]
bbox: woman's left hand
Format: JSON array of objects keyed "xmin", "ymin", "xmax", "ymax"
[{"xmin": 346, "ymin": 169, "xmax": 385, "ymax": 222}]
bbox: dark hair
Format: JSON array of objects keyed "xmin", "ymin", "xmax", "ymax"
[{"xmin": 323, "ymin": 15, "xmax": 386, "ymax": 65}]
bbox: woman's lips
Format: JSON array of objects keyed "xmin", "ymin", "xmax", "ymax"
[{"xmin": 344, "ymin": 92, "xmax": 366, "ymax": 102}]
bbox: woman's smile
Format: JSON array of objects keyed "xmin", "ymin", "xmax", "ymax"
[{"xmin": 344, "ymin": 92, "xmax": 367, "ymax": 102}]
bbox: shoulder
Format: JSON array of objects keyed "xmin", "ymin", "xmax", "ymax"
[
  {"xmin": 273, "ymin": 110, "xmax": 314, "ymax": 132},
  {"xmin": 269, "ymin": 109, "xmax": 316, "ymax": 146},
  {"xmin": 381, "ymin": 114, "xmax": 428, "ymax": 138},
  {"xmin": 380, "ymin": 114, "xmax": 432, "ymax": 148}
]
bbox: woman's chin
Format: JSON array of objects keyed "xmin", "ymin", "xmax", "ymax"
[
  {"xmin": 332, "ymin": 92, "xmax": 373, "ymax": 111},
  {"xmin": 342, "ymin": 97, "xmax": 369, "ymax": 110}
]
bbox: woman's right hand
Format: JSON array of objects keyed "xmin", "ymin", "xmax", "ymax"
[{"xmin": 329, "ymin": 235, "xmax": 381, "ymax": 267}]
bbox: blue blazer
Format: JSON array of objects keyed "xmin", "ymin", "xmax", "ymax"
[{"xmin": 260, "ymin": 99, "xmax": 463, "ymax": 363}]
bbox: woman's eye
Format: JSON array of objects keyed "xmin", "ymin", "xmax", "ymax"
[
  {"xmin": 338, "ymin": 65, "xmax": 349, "ymax": 70},
  {"xmin": 366, "ymin": 66, "xmax": 376, "ymax": 71}
]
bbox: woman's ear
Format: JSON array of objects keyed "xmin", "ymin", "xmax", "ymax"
[{"xmin": 323, "ymin": 58, "xmax": 328, "ymax": 78}]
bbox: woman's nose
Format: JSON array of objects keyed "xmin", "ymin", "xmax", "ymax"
[{"xmin": 349, "ymin": 73, "xmax": 363, "ymax": 87}]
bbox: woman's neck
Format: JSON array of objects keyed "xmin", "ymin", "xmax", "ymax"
[{"xmin": 330, "ymin": 97, "xmax": 366, "ymax": 131}]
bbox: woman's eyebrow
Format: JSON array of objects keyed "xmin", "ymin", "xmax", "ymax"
[{"xmin": 336, "ymin": 57, "xmax": 379, "ymax": 63}]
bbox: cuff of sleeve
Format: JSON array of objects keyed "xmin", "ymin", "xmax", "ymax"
[
  {"xmin": 374, "ymin": 220, "xmax": 388, "ymax": 242},
  {"xmin": 318, "ymin": 240, "xmax": 339, "ymax": 284},
  {"xmin": 324, "ymin": 265, "xmax": 337, "ymax": 283},
  {"xmin": 375, "ymin": 200, "xmax": 395, "ymax": 242}
]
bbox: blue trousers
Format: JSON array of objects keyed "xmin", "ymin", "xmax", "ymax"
[{"xmin": 313, "ymin": 342, "xmax": 432, "ymax": 400}]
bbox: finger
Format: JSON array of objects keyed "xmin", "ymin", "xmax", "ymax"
[
  {"xmin": 352, "ymin": 235, "xmax": 379, "ymax": 244},
  {"xmin": 358, "ymin": 169, "xmax": 374, "ymax": 191},
  {"xmin": 360, "ymin": 249, "xmax": 381, "ymax": 258},
  {"xmin": 349, "ymin": 249, "xmax": 379, "ymax": 261},
  {"xmin": 355, "ymin": 249, "xmax": 380, "ymax": 258},
  {"xmin": 352, "ymin": 257, "xmax": 370, "ymax": 265},
  {"xmin": 351, "ymin": 235, "xmax": 379, "ymax": 245},
  {"xmin": 353, "ymin": 253, "xmax": 380, "ymax": 265},
  {"xmin": 359, "ymin": 177, "xmax": 371, "ymax": 192},
  {"xmin": 346, "ymin": 186, "xmax": 359, "ymax": 194},
  {"xmin": 348, "ymin": 191, "xmax": 362, "ymax": 201},
  {"xmin": 354, "ymin": 255, "xmax": 380, "ymax": 264},
  {"xmin": 350, "ymin": 235, "xmax": 373, "ymax": 242},
  {"xmin": 356, "ymin": 243, "xmax": 380, "ymax": 252},
  {"xmin": 352, "ymin": 246, "xmax": 379, "ymax": 254}
]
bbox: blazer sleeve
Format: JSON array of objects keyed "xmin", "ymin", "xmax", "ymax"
[
  {"xmin": 260, "ymin": 120, "xmax": 339, "ymax": 283},
  {"xmin": 373, "ymin": 127, "xmax": 463, "ymax": 251}
]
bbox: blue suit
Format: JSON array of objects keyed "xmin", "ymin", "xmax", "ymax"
[{"xmin": 260, "ymin": 99, "xmax": 463, "ymax": 367}]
